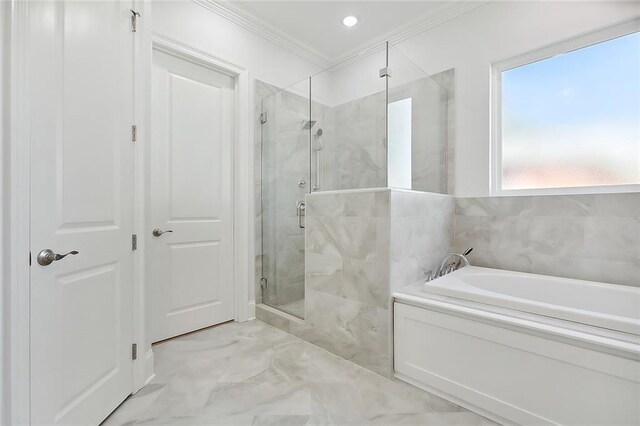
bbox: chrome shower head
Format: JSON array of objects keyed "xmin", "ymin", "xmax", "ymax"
[
  {"xmin": 316, "ymin": 128, "xmax": 323, "ymax": 136},
  {"xmin": 301, "ymin": 120, "xmax": 317, "ymax": 130}
]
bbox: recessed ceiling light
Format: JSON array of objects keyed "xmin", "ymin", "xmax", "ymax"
[{"xmin": 343, "ymin": 16, "xmax": 358, "ymax": 27}]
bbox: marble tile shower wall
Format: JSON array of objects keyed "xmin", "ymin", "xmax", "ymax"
[
  {"xmin": 390, "ymin": 190, "xmax": 454, "ymax": 291},
  {"xmin": 305, "ymin": 190, "xmax": 392, "ymax": 376},
  {"xmin": 389, "ymin": 75, "xmax": 450, "ymax": 194},
  {"xmin": 327, "ymin": 69, "xmax": 453, "ymax": 193},
  {"xmin": 258, "ymin": 189, "xmax": 454, "ymax": 378},
  {"xmin": 454, "ymin": 193, "xmax": 640, "ymax": 287},
  {"xmin": 430, "ymin": 69, "xmax": 455, "ymax": 195},
  {"xmin": 329, "ymin": 93, "xmax": 387, "ymax": 190}
]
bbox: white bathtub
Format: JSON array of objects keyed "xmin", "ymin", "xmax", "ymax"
[
  {"xmin": 421, "ymin": 266, "xmax": 640, "ymax": 336},
  {"xmin": 393, "ymin": 267, "xmax": 640, "ymax": 425}
]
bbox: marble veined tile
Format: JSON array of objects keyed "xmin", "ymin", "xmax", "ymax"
[
  {"xmin": 369, "ymin": 412, "xmax": 497, "ymax": 425},
  {"xmin": 454, "ymin": 193, "xmax": 640, "ymax": 287},
  {"xmin": 102, "ymin": 320, "xmax": 495, "ymax": 426},
  {"xmin": 252, "ymin": 415, "xmax": 313, "ymax": 426},
  {"xmin": 305, "ymin": 191, "xmax": 389, "ymax": 218}
]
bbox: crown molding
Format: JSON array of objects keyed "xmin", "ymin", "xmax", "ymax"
[
  {"xmin": 194, "ymin": 0, "xmax": 491, "ymax": 70},
  {"xmin": 194, "ymin": 0, "xmax": 332, "ymax": 68}
]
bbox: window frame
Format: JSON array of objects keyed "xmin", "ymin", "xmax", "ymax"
[{"xmin": 490, "ymin": 19, "xmax": 640, "ymax": 197}]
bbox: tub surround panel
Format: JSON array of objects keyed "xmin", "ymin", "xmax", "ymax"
[
  {"xmin": 454, "ymin": 193, "xmax": 640, "ymax": 287},
  {"xmin": 394, "ymin": 268, "xmax": 640, "ymax": 425},
  {"xmin": 394, "ymin": 301, "xmax": 639, "ymax": 426}
]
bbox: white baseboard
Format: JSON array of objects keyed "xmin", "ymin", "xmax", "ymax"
[
  {"xmin": 141, "ymin": 349, "xmax": 155, "ymax": 389},
  {"xmin": 132, "ymin": 347, "xmax": 155, "ymax": 393},
  {"xmin": 235, "ymin": 300, "xmax": 256, "ymax": 322},
  {"xmin": 246, "ymin": 300, "xmax": 256, "ymax": 320}
]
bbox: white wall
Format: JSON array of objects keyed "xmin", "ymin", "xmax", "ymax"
[
  {"xmin": 393, "ymin": 1, "xmax": 638, "ymax": 197},
  {"xmin": 152, "ymin": 1, "xmax": 321, "ymax": 90},
  {"xmin": 0, "ymin": 1, "xmax": 8, "ymax": 422}
]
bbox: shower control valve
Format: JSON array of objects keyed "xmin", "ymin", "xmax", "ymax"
[{"xmin": 298, "ymin": 179, "xmax": 306, "ymax": 188}]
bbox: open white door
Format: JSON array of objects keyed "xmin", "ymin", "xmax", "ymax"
[
  {"xmin": 28, "ymin": 1, "xmax": 135, "ymax": 424},
  {"xmin": 149, "ymin": 50, "xmax": 235, "ymax": 343}
]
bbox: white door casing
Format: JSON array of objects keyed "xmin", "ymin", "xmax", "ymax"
[
  {"xmin": 149, "ymin": 49, "xmax": 235, "ymax": 342},
  {"xmin": 28, "ymin": 1, "xmax": 135, "ymax": 424}
]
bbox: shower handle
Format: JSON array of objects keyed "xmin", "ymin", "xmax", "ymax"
[{"xmin": 296, "ymin": 201, "xmax": 305, "ymax": 229}]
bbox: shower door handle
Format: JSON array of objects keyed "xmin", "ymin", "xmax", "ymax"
[{"xmin": 296, "ymin": 201, "xmax": 305, "ymax": 229}]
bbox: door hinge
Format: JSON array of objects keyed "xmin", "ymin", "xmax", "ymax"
[
  {"xmin": 260, "ymin": 277, "xmax": 268, "ymax": 289},
  {"xmin": 130, "ymin": 10, "xmax": 141, "ymax": 32},
  {"xmin": 132, "ymin": 343, "xmax": 138, "ymax": 360},
  {"xmin": 260, "ymin": 112, "xmax": 268, "ymax": 124},
  {"xmin": 131, "ymin": 124, "xmax": 137, "ymax": 142},
  {"xmin": 379, "ymin": 67, "xmax": 392, "ymax": 78},
  {"xmin": 132, "ymin": 234, "xmax": 137, "ymax": 251}
]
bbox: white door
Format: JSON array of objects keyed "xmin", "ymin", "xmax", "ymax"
[
  {"xmin": 28, "ymin": 1, "xmax": 135, "ymax": 424},
  {"xmin": 149, "ymin": 50, "xmax": 235, "ymax": 343}
]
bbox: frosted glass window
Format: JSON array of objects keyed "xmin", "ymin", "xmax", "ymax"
[
  {"xmin": 500, "ymin": 31, "xmax": 640, "ymax": 191},
  {"xmin": 388, "ymin": 98, "xmax": 412, "ymax": 188}
]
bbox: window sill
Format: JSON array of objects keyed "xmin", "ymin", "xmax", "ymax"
[{"xmin": 490, "ymin": 184, "xmax": 640, "ymax": 197}]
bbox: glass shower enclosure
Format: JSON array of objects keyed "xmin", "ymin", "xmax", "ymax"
[
  {"xmin": 260, "ymin": 78, "xmax": 311, "ymax": 318},
  {"xmin": 260, "ymin": 42, "xmax": 449, "ymax": 318}
]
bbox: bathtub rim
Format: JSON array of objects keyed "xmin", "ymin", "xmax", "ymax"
[
  {"xmin": 419, "ymin": 266, "xmax": 640, "ymax": 336},
  {"xmin": 393, "ymin": 286, "xmax": 640, "ymax": 360}
]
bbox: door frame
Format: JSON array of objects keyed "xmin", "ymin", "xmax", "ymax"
[
  {"xmin": 145, "ymin": 33, "xmax": 254, "ymax": 331},
  {"xmin": 2, "ymin": 2, "xmax": 253, "ymax": 424}
]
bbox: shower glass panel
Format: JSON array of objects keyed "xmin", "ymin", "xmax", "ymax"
[
  {"xmin": 310, "ymin": 45, "xmax": 388, "ymax": 191},
  {"xmin": 387, "ymin": 44, "xmax": 448, "ymax": 193},
  {"xmin": 260, "ymin": 78, "xmax": 311, "ymax": 319},
  {"xmin": 259, "ymin": 42, "xmax": 450, "ymax": 319}
]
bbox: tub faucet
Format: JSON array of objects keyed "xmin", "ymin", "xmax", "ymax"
[{"xmin": 426, "ymin": 248, "xmax": 473, "ymax": 282}]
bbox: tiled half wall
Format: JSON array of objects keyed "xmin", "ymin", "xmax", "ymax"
[{"xmin": 258, "ymin": 188, "xmax": 455, "ymax": 377}]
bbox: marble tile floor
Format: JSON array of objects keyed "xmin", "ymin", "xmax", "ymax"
[{"xmin": 102, "ymin": 320, "xmax": 496, "ymax": 426}]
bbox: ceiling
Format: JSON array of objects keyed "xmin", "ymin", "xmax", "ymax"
[{"xmin": 216, "ymin": 1, "xmax": 486, "ymax": 66}]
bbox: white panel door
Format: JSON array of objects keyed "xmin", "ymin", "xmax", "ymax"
[
  {"xmin": 28, "ymin": 1, "xmax": 135, "ymax": 424},
  {"xmin": 150, "ymin": 50, "xmax": 235, "ymax": 342}
]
